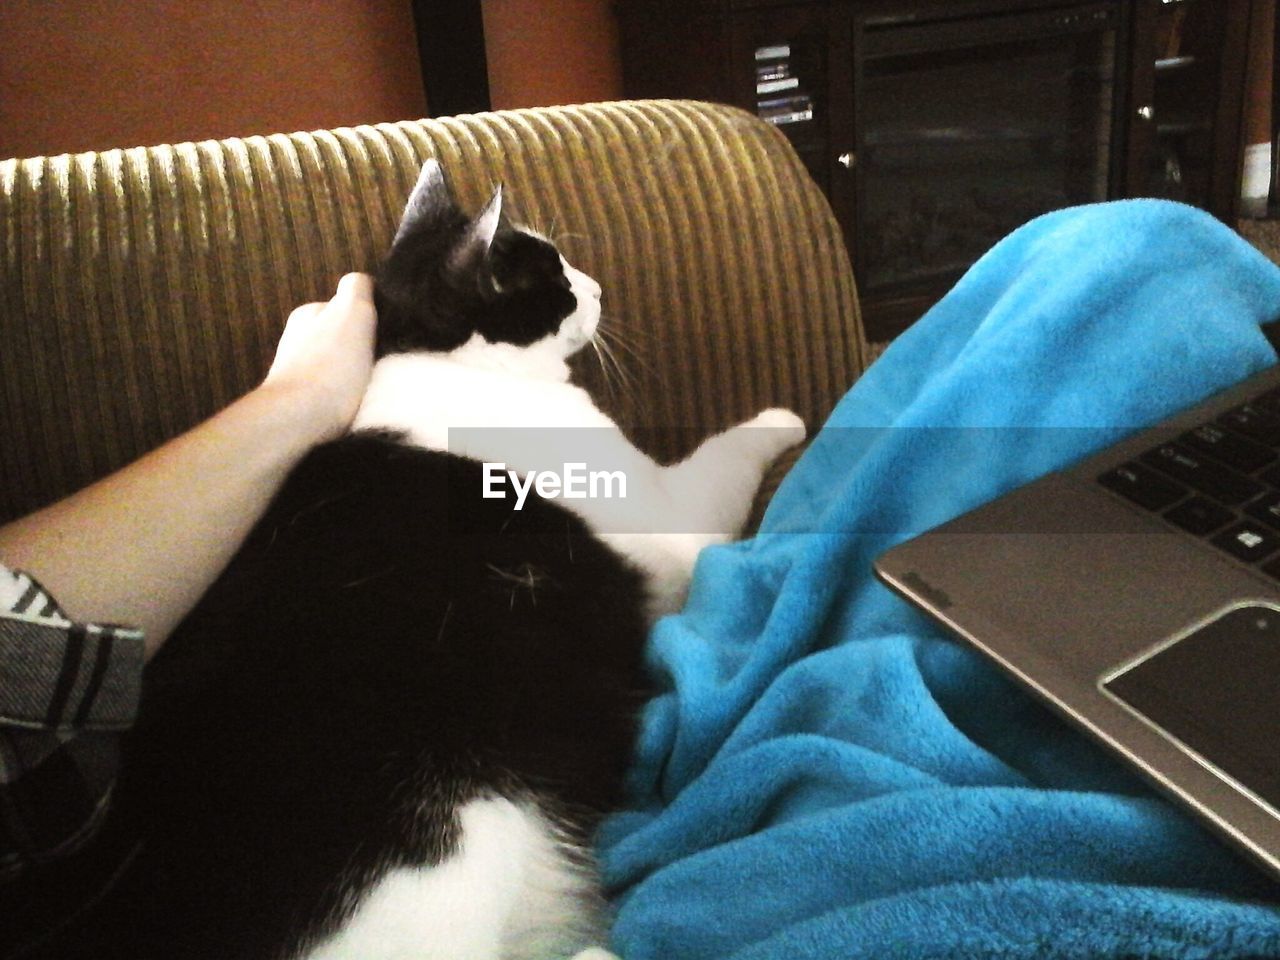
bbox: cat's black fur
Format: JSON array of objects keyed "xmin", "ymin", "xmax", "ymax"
[
  {"xmin": 34, "ymin": 167, "xmax": 652, "ymax": 960},
  {"xmin": 375, "ymin": 177, "xmax": 576, "ymax": 354}
]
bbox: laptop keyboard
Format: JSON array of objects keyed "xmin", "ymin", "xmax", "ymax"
[{"xmin": 1098, "ymin": 384, "xmax": 1280, "ymax": 578}]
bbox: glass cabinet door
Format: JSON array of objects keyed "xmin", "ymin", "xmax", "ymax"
[{"xmin": 853, "ymin": 5, "xmax": 1121, "ymax": 297}]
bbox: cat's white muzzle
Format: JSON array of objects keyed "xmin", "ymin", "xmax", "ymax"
[{"xmin": 563, "ymin": 262, "xmax": 603, "ymax": 354}]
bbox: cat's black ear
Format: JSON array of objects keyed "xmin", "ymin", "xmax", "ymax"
[
  {"xmin": 392, "ymin": 158, "xmax": 453, "ymax": 246},
  {"xmin": 449, "ymin": 184, "xmax": 503, "ymax": 271}
]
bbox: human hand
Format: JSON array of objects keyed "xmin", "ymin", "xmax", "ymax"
[{"xmin": 264, "ymin": 272, "xmax": 377, "ymax": 442}]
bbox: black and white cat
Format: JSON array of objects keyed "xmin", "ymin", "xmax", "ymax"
[{"xmin": 50, "ymin": 161, "xmax": 804, "ymax": 960}]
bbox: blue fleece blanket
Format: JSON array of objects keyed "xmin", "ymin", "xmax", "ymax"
[{"xmin": 599, "ymin": 200, "xmax": 1280, "ymax": 959}]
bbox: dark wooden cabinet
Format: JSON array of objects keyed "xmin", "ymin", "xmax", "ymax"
[
  {"xmin": 620, "ymin": 0, "xmax": 1255, "ymax": 340},
  {"xmin": 1125, "ymin": 0, "xmax": 1252, "ymax": 216}
]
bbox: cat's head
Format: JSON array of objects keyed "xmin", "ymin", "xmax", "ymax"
[{"xmin": 373, "ymin": 160, "xmax": 601, "ymax": 362}]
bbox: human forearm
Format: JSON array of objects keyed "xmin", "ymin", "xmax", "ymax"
[
  {"xmin": 0, "ymin": 273, "xmax": 376, "ymax": 657},
  {"xmin": 0, "ymin": 382, "xmax": 335, "ymax": 655}
]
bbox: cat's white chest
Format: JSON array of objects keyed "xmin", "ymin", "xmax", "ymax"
[
  {"xmin": 299, "ymin": 798, "xmax": 608, "ymax": 960},
  {"xmin": 352, "ymin": 351, "xmax": 612, "ymax": 457}
]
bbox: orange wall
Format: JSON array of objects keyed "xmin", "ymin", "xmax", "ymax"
[
  {"xmin": 1, "ymin": 0, "xmax": 624, "ymax": 160},
  {"xmin": 483, "ymin": 0, "xmax": 622, "ymax": 110},
  {"xmin": 0, "ymin": 0, "xmax": 427, "ymax": 159}
]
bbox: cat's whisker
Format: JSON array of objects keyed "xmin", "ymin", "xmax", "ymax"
[
  {"xmin": 600, "ymin": 341, "xmax": 636, "ymax": 400},
  {"xmin": 597, "ymin": 323, "xmax": 647, "ymax": 362},
  {"xmin": 542, "ymin": 216, "xmax": 590, "ymax": 249},
  {"xmin": 588, "ymin": 338, "xmax": 611, "ymax": 396},
  {"xmin": 588, "ymin": 335, "xmax": 620, "ymax": 398},
  {"xmin": 589, "ymin": 336, "xmax": 621, "ymax": 400},
  {"xmin": 588, "ymin": 323, "xmax": 640, "ymax": 386},
  {"xmin": 597, "ymin": 315, "xmax": 655, "ymax": 348},
  {"xmin": 599, "ymin": 335, "xmax": 635, "ymax": 385},
  {"xmin": 592, "ymin": 332, "xmax": 639, "ymax": 401},
  {"xmin": 596, "ymin": 323, "xmax": 652, "ymax": 378}
]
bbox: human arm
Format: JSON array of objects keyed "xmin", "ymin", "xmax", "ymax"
[{"xmin": 0, "ymin": 272, "xmax": 377, "ymax": 658}]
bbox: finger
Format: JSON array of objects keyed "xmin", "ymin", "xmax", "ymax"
[
  {"xmin": 333, "ymin": 272, "xmax": 374, "ymax": 304},
  {"xmin": 287, "ymin": 301, "xmax": 326, "ymax": 323}
]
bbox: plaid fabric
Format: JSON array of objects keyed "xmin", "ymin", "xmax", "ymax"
[{"xmin": 0, "ymin": 565, "xmax": 144, "ymax": 953}]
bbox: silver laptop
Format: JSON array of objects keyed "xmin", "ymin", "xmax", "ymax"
[{"xmin": 875, "ymin": 363, "xmax": 1280, "ymax": 880}]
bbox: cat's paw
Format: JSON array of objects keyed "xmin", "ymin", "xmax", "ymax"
[{"xmin": 745, "ymin": 407, "xmax": 806, "ymax": 452}]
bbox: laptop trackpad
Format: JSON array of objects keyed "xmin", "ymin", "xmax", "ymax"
[{"xmin": 1104, "ymin": 603, "xmax": 1280, "ymax": 814}]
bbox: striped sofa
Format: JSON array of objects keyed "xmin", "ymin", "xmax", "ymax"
[{"xmin": 0, "ymin": 100, "xmax": 867, "ymax": 524}]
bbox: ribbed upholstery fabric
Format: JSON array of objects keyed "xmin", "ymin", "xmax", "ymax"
[{"xmin": 0, "ymin": 100, "xmax": 866, "ymax": 523}]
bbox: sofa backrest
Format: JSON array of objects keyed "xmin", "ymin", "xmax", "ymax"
[{"xmin": 0, "ymin": 100, "xmax": 866, "ymax": 523}]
